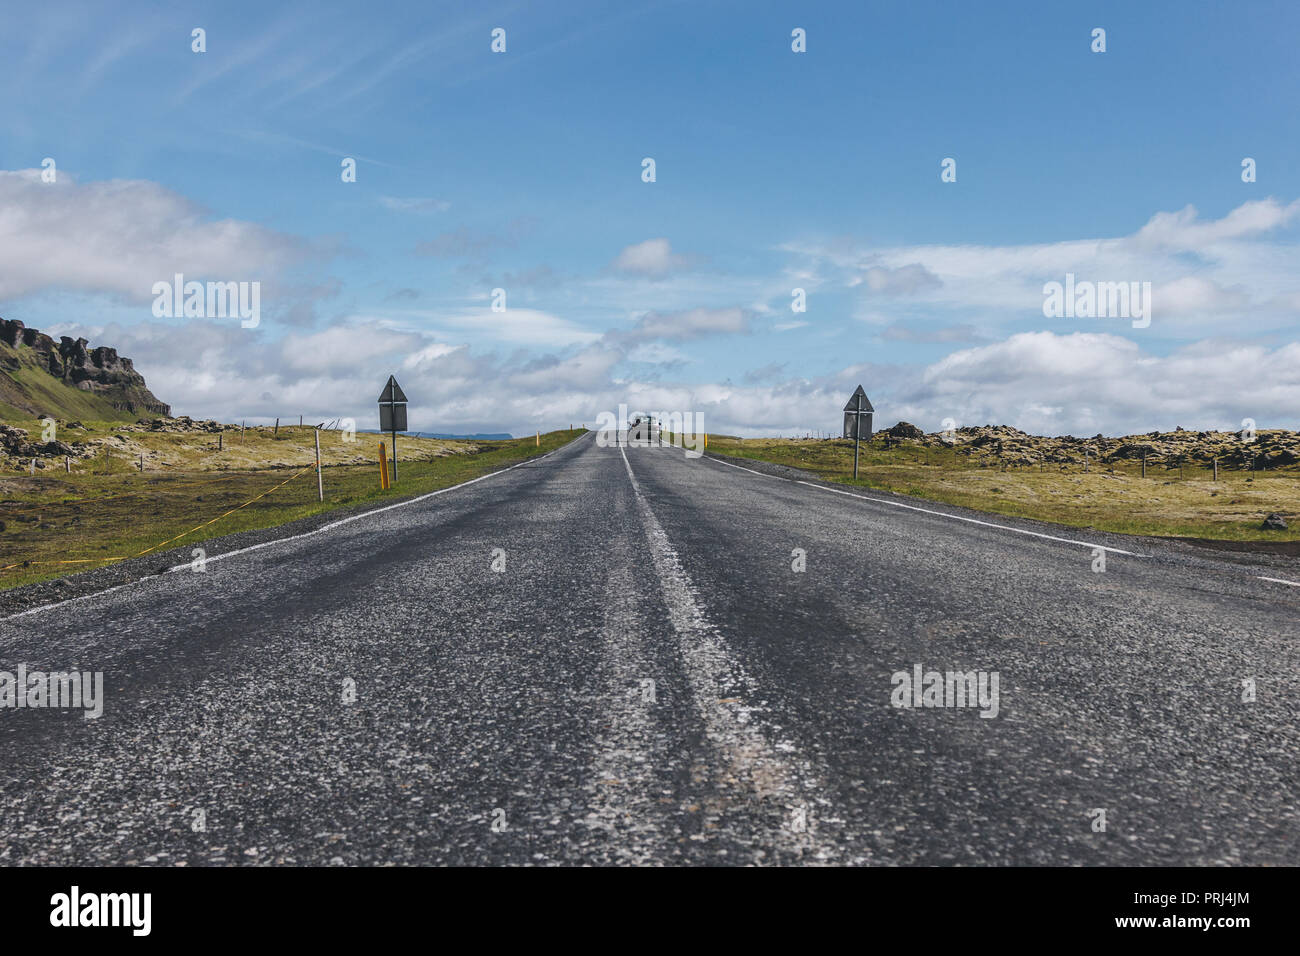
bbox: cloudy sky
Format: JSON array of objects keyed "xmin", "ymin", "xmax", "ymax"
[{"xmin": 1, "ymin": 0, "xmax": 1298, "ymax": 436}]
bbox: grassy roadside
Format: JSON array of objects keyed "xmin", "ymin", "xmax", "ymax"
[
  {"xmin": 707, "ymin": 435, "xmax": 1300, "ymax": 544},
  {"xmin": 0, "ymin": 427, "xmax": 585, "ymax": 590}
]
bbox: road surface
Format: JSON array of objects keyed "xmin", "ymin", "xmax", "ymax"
[{"xmin": 1, "ymin": 433, "xmax": 1297, "ymax": 865}]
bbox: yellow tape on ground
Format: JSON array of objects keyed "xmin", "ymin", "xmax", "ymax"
[
  {"xmin": 0, "ymin": 471, "xmax": 246, "ymax": 515},
  {"xmin": 2, "ymin": 464, "xmax": 314, "ymax": 573},
  {"xmin": 134, "ymin": 464, "xmax": 313, "ymax": 557}
]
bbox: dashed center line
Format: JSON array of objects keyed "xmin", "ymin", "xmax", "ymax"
[{"xmin": 620, "ymin": 446, "xmax": 844, "ymax": 863}]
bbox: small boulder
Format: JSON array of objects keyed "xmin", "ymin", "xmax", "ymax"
[
  {"xmin": 1261, "ymin": 513, "xmax": 1288, "ymax": 530},
  {"xmin": 884, "ymin": 421, "xmax": 925, "ymax": 440}
]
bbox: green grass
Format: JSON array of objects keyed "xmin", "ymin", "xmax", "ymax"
[
  {"xmin": 1, "ymin": 344, "xmax": 145, "ymax": 422},
  {"xmin": 709, "ymin": 435, "xmax": 1300, "ymax": 544},
  {"xmin": 0, "ymin": 428, "xmax": 585, "ymax": 589}
]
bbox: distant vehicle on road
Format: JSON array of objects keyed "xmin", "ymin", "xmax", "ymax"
[{"xmin": 627, "ymin": 414, "xmax": 660, "ymax": 444}]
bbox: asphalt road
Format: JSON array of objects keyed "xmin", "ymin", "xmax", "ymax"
[{"xmin": 1, "ymin": 432, "xmax": 1297, "ymax": 865}]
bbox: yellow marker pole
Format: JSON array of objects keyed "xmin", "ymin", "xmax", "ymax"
[
  {"xmin": 536, "ymin": 431, "xmax": 540, "ymax": 447},
  {"xmin": 378, "ymin": 441, "xmax": 390, "ymax": 490}
]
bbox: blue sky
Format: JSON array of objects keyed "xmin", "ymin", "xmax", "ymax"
[{"xmin": 2, "ymin": 0, "xmax": 1298, "ymax": 435}]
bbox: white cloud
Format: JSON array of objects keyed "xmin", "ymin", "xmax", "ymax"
[
  {"xmin": 426, "ymin": 307, "xmax": 600, "ymax": 347},
  {"xmin": 1133, "ymin": 199, "xmax": 1300, "ymax": 249},
  {"xmin": 899, "ymin": 331, "xmax": 1300, "ymax": 435},
  {"xmin": 378, "ymin": 196, "xmax": 450, "ymax": 213},
  {"xmin": 610, "ymin": 238, "xmax": 693, "ymax": 278},
  {"xmin": 855, "ymin": 263, "xmax": 943, "ymax": 295},
  {"xmin": 624, "ymin": 342, "xmax": 690, "ymax": 366},
  {"xmin": 46, "ymin": 315, "xmax": 1300, "ymax": 440},
  {"xmin": 609, "ymin": 306, "xmax": 751, "ymax": 343},
  {"xmin": 784, "ymin": 197, "xmax": 1300, "ymax": 332},
  {"xmin": 1152, "ymin": 276, "xmax": 1249, "ymax": 316},
  {"xmin": 880, "ymin": 323, "xmax": 985, "ymax": 344},
  {"xmin": 0, "ymin": 169, "xmax": 312, "ymax": 302}
]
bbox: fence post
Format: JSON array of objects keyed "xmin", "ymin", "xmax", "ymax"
[
  {"xmin": 1214, "ymin": 458, "xmax": 1219, "ymax": 482},
  {"xmin": 1142, "ymin": 453, "xmax": 1147, "ymax": 478},
  {"xmin": 315, "ymin": 428, "xmax": 324, "ymax": 502},
  {"xmin": 65, "ymin": 456, "xmax": 70, "ymax": 473}
]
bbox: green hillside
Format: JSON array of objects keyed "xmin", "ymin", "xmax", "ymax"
[{"xmin": 0, "ymin": 341, "xmax": 142, "ymax": 422}]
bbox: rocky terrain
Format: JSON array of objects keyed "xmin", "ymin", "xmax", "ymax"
[
  {"xmin": 879, "ymin": 421, "xmax": 1300, "ymax": 471},
  {"xmin": 0, "ymin": 416, "xmax": 230, "ymax": 470},
  {"xmin": 0, "ymin": 317, "xmax": 170, "ymax": 419},
  {"xmin": 0, "ymin": 422, "xmax": 83, "ymax": 466}
]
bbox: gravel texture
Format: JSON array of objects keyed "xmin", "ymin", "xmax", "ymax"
[{"xmin": 0, "ymin": 433, "xmax": 1296, "ymax": 865}]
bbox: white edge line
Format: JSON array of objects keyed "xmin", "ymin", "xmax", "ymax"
[
  {"xmin": 1257, "ymin": 576, "xmax": 1300, "ymax": 588},
  {"xmin": 703, "ymin": 453, "xmax": 1144, "ymax": 557},
  {"xmin": 1, "ymin": 433, "xmax": 590, "ymax": 623}
]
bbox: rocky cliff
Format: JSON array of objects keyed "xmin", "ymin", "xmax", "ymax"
[{"xmin": 0, "ymin": 318, "xmax": 170, "ymax": 419}]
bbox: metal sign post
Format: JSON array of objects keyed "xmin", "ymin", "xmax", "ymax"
[
  {"xmin": 842, "ymin": 385, "xmax": 874, "ymax": 481},
  {"xmin": 378, "ymin": 375, "xmax": 409, "ymax": 484},
  {"xmin": 314, "ymin": 428, "xmax": 324, "ymax": 502},
  {"xmin": 853, "ymin": 390, "xmax": 863, "ymax": 480}
]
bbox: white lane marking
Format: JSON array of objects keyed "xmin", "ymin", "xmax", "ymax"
[
  {"xmin": 0, "ymin": 434, "xmax": 590, "ymax": 623},
  {"xmin": 620, "ymin": 447, "xmax": 846, "ymax": 863},
  {"xmin": 1257, "ymin": 576, "xmax": 1300, "ymax": 588},
  {"xmin": 0, "ymin": 580, "xmax": 141, "ymax": 627},
  {"xmin": 704, "ymin": 453, "xmax": 1143, "ymax": 557},
  {"xmin": 581, "ymin": 551, "xmax": 666, "ymax": 861}
]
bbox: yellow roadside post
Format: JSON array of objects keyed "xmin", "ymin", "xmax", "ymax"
[
  {"xmin": 536, "ymin": 431, "xmax": 540, "ymax": 447},
  {"xmin": 378, "ymin": 442, "xmax": 390, "ymax": 490}
]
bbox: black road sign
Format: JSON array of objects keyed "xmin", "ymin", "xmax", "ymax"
[
  {"xmin": 379, "ymin": 403, "xmax": 408, "ymax": 432},
  {"xmin": 378, "ymin": 375, "xmax": 408, "ymax": 404},
  {"xmin": 844, "ymin": 384, "xmax": 873, "ymax": 479},
  {"xmin": 378, "ymin": 375, "xmax": 409, "ymax": 482}
]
